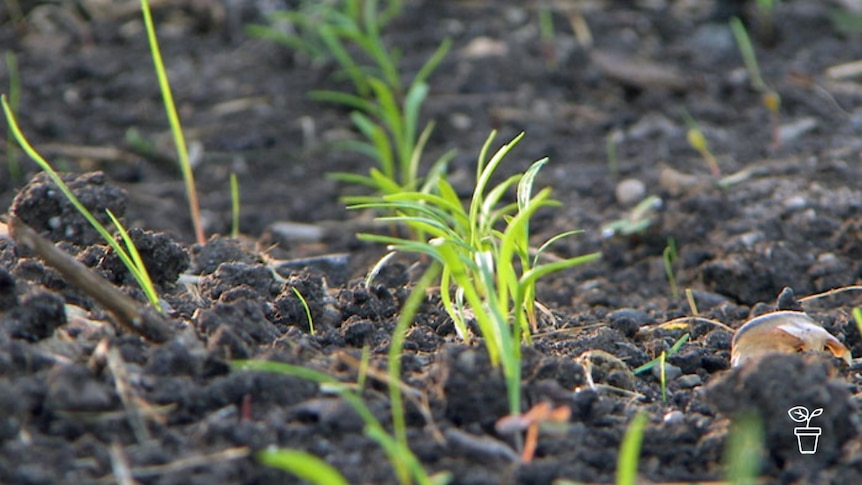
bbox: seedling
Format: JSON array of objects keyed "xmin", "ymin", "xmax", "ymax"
[
  {"xmin": 2, "ymin": 96, "xmax": 162, "ymax": 311},
  {"xmin": 633, "ymin": 333, "xmax": 690, "ymax": 375},
  {"xmin": 387, "ymin": 265, "xmax": 439, "ymax": 482},
  {"xmin": 616, "ymin": 412, "xmax": 648, "ymax": 485},
  {"xmin": 730, "ymin": 16, "xmax": 782, "ymax": 149},
  {"xmin": 291, "ymin": 287, "xmax": 315, "ymax": 335},
  {"xmin": 247, "ymin": 0, "xmax": 405, "ymax": 98},
  {"xmin": 250, "ymin": 0, "xmax": 453, "ymax": 223},
  {"xmin": 234, "ymin": 360, "xmax": 436, "ymax": 485},
  {"xmin": 141, "ymin": 0, "xmax": 205, "ymax": 244},
  {"xmin": 353, "ymin": 131, "xmax": 600, "ymax": 414},
  {"xmin": 4, "ymin": 51, "xmax": 21, "ymax": 182},
  {"xmin": 659, "ymin": 351, "xmax": 668, "ymax": 402},
  {"xmin": 724, "ymin": 412, "xmax": 763, "ymax": 485},
  {"xmin": 258, "ymin": 448, "xmax": 349, "ymax": 485},
  {"xmin": 230, "ymin": 173, "xmax": 240, "ymax": 238},
  {"xmin": 853, "ymin": 307, "xmax": 862, "ymax": 340},
  {"xmin": 682, "ymin": 112, "xmax": 720, "ymax": 177},
  {"xmin": 663, "ymin": 237, "xmax": 679, "ymax": 298},
  {"xmin": 605, "ymin": 129, "xmax": 620, "ymax": 179},
  {"xmin": 236, "ymin": 265, "xmax": 443, "ymax": 485},
  {"xmin": 601, "ymin": 195, "xmax": 662, "ymax": 238},
  {"xmin": 754, "ymin": 0, "xmax": 779, "ymax": 45},
  {"xmin": 538, "ymin": 4, "xmax": 557, "ymax": 70}
]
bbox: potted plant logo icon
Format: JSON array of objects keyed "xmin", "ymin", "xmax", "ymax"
[{"xmin": 787, "ymin": 405, "xmax": 823, "ymax": 454}]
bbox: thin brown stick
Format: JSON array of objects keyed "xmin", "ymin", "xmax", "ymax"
[
  {"xmin": 799, "ymin": 285, "xmax": 862, "ymax": 303},
  {"xmin": 8, "ymin": 216, "xmax": 174, "ymax": 343},
  {"xmin": 96, "ymin": 447, "xmax": 250, "ymax": 483},
  {"xmin": 108, "ymin": 442, "xmax": 136, "ymax": 485},
  {"xmin": 107, "ymin": 346, "xmax": 151, "ymax": 443}
]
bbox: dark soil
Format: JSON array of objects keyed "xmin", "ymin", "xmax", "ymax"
[{"xmin": 3, "ymin": 1, "xmax": 862, "ymax": 484}]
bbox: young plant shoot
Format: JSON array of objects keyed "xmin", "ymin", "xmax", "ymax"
[
  {"xmin": 352, "ymin": 131, "xmax": 600, "ymax": 415},
  {"xmin": 141, "ymin": 0, "xmax": 205, "ymax": 244},
  {"xmin": 2, "ymin": 95, "xmax": 162, "ymax": 311}
]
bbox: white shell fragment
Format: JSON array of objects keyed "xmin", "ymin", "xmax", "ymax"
[{"xmin": 731, "ymin": 311, "xmax": 852, "ymax": 367}]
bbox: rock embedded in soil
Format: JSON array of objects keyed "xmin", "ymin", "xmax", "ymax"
[{"xmin": 608, "ymin": 308, "xmax": 653, "ymax": 337}]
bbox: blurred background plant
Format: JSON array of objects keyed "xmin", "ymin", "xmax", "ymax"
[{"xmin": 248, "ymin": 0, "xmax": 452, "ymax": 204}]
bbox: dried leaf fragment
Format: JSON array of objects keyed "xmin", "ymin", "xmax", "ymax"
[{"xmin": 731, "ymin": 311, "xmax": 852, "ymax": 367}]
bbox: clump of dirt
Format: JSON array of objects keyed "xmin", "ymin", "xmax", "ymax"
[
  {"xmin": 11, "ymin": 171, "xmax": 127, "ymax": 246},
  {"xmin": 706, "ymin": 354, "xmax": 859, "ymax": 482}
]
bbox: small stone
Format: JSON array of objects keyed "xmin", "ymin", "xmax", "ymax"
[
  {"xmin": 663, "ymin": 410, "xmax": 685, "ymax": 425},
  {"xmin": 776, "ymin": 287, "xmax": 802, "ymax": 311},
  {"xmin": 460, "ymin": 36, "xmax": 508, "ymax": 59},
  {"xmin": 608, "ymin": 308, "xmax": 653, "ymax": 337},
  {"xmin": 677, "ymin": 374, "xmax": 703, "ymax": 388},
  {"xmin": 615, "ymin": 178, "xmax": 647, "ymax": 206}
]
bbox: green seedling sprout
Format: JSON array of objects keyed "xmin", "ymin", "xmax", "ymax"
[
  {"xmin": 724, "ymin": 412, "xmax": 764, "ymax": 485},
  {"xmin": 291, "ymin": 287, "xmax": 315, "ymax": 335},
  {"xmin": 352, "ymin": 131, "xmax": 600, "ymax": 415},
  {"xmin": 538, "ymin": 3, "xmax": 557, "ymax": 69},
  {"xmin": 233, "ymin": 359, "xmax": 437, "ymax": 485},
  {"xmin": 2, "ymin": 95, "xmax": 162, "ymax": 311},
  {"xmin": 754, "ymin": 0, "xmax": 778, "ymax": 45},
  {"xmin": 235, "ymin": 267, "xmax": 447, "ymax": 485},
  {"xmin": 319, "ymin": 41, "xmax": 453, "ymax": 203},
  {"xmin": 616, "ymin": 411, "xmax": 648, "ymax": 485},
  {"xmin": 251, "ymin": 0, "xmax": 453, "ymax": 224},
  {"xmin": 830, "ymin": 9, "xmax": 862, "ymax": 35},
  {"xmin": 682, "ymin": 112, "xmax": 720, "ymax": 177},
  {"xmin": 634, "ymin": 333, "xmax": 689, "ymax": 375},
  {"xmin": 141, "ymin": 0, "xmax": 205, "ymax": 245},
  {"xmin": 105, "ymin": 209, "xmax": 161, "ymax": 308},
  {"xmin": 853, "ymin": 307, "xmax": 862, "ymax": 338},
  {"xmin": 230, "ymin": 173, "xmax": 240, "ymax": 238},
  {"xmin": 601, "ymin": 195, "xmax": 662, "ymax": 238},
  {"xmin": 5, "ymin": 51, "xmax": 21, "ymax": 182},
  {"xmin": 663, "ymin": 237, "xmax": 679, "ymax": 298},
  {"xmin": 357, "ymin": 344, "xmax": 372, "ymax": 392},
  {"xmin": 659, "ymin": 350, "xmax": 668, "ymax": 402},
  {"xmin": 730, "ymin": 17, "xmax": 766, "ymax": 91},
  {"xmin": 606, "ymin": 129, "xmax": 619, "ymax": 179},
  {"xmin": 730, "ymin": 16, "xmax": 781, "ymax": 149},
  {"xmin": 388, "ymin": 264, "xmax": 439, "ymax": 484},
  {"xmin": 258, "ymin": 448, "xmax": 349, "ymax": 485}
]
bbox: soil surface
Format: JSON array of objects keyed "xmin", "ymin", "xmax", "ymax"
[{"xmin": 3, "ymin": 1, "xmax": 862, "ymax": 484}]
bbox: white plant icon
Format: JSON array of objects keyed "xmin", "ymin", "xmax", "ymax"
[
  {"xmin": 788, "ymin": 406, "xmax": 823, "ymax": 428},
  {"xmin": 788, "ymin": 405, "xmax": 824, "ymax": 454}
]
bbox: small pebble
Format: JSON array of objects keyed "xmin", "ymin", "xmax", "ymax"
[
  {"xmin": 663, "ymin": 410, "xmax": 685, "ymax": 426},
  {"xmin": 677, "ymin": 374, "xmax": 702, "ymax": 388},
  {"xmin": 608, "ymin": 308, "xmax": 653, "ymax": 337},
  {"xmin": 460, "ymin": 36, "xmax": 508, "ymax": 59},
  {"xmin": 615, "ymin": 178, "xmax": 646, "ymax": 206}
]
